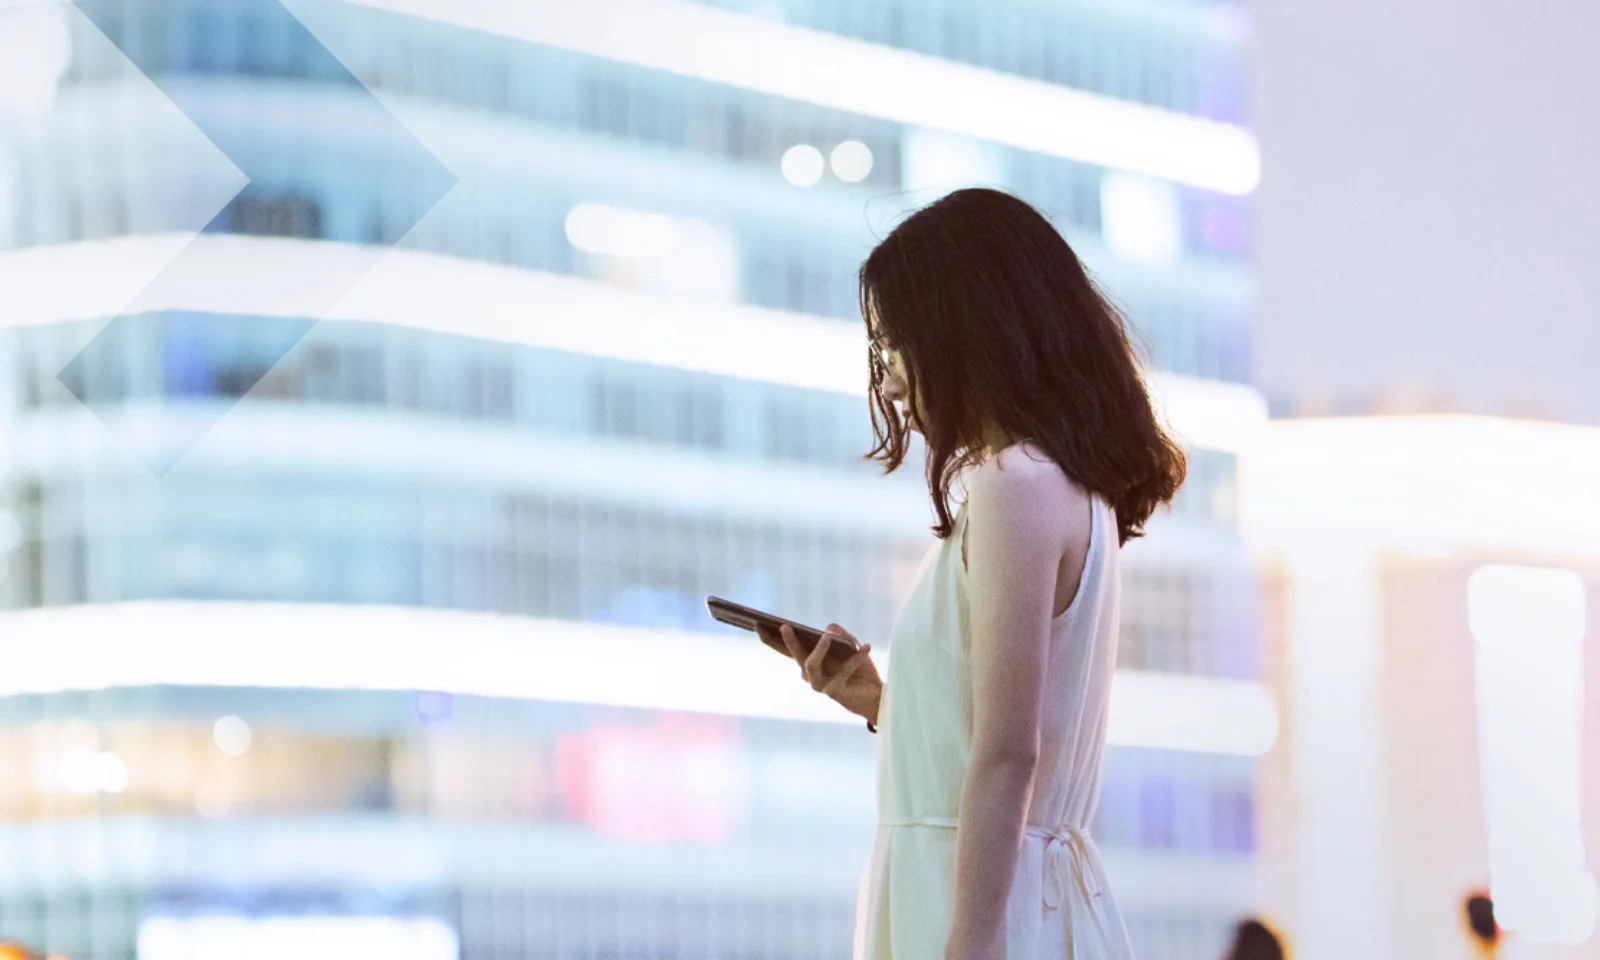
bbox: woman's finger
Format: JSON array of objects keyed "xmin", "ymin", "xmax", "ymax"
[
  {"xmin": 778, "ymin": 624, "xmax": 803, "ymax": 661},
  {"xmin": 805, "ymin": 630, "xmax": 833, "ymax": 689},
  {"xmin": 821, "ymin": 648, "xmax": 867, "ymax": 697},
  {"xmin": 780, "ymin": 625, "xmax": 818, "ymax": 686}
]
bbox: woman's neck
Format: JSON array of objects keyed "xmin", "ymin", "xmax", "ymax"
[{"xmin": 980, "ymin": 422, "xmax": 1016, "ymax": 457}]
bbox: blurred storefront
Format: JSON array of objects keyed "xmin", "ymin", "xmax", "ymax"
[{"xmin": 1247, "ymin": 416, "xmax": 1600, "ymax": 960}]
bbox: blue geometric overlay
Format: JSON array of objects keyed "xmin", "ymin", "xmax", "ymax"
[{"xmin": 61, "ymin": 0, "xmax": 456, "ymax": 475}]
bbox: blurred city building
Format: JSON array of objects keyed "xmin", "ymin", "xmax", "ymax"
[
  {"xmin": 1247, "ymin": 416, "xmax": 1600, "ymax": 960},
  {"xmin": 0, "ymin": 0, "xmax": 1269, "ymax": 958}
]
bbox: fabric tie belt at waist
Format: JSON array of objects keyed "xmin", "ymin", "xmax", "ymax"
[{"xmin": 878, "ymin": 816, "xmax": 1103, "ymax": 911}]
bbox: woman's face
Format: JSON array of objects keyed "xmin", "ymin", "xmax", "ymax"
[{"xmin": 873, "ymin": 335, "xmax": 922, "ymax": 434}]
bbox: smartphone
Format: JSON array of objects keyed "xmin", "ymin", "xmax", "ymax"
[{"xmin": 705, "ymin": 596, "xmax": 860, "ymax": 666}]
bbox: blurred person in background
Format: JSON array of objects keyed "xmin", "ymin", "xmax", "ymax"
[
  {"xmin": 1220, "ymin": 919, "xmax": 1286, "ymax": 960},
  {"xmin": 762, "ymin": 187, "xmax": 1186, "ymax": 960},
  {"xmin": 1464, "ymin": 893, "xmax": 1500, "ymax": 958}
]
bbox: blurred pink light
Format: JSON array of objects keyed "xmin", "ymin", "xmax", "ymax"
[{"xmin": 557, "ymin": 714, "xmax": 746, "ymax": 844}]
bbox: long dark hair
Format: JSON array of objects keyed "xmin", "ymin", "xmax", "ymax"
[{"xmin": 860, "ymin": 187, "xmax": 1185, "ymax": 545}]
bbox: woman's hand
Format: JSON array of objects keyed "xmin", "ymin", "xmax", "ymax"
[{"xmin": 758, "ymin": 622, "xmax": 883, "ymax": 726}]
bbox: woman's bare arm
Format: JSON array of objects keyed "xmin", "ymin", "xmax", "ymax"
[{"xmin": 945, "ymin": 446, "xmax": 1091, "ymax": 960}]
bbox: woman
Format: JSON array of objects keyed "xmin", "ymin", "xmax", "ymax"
[{"xmin": 762, "ymin": 188, "xmax": 1185, "ymax": 959}]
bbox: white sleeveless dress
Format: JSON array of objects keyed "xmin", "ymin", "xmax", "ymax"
[{"xmin": 853, "ymin": 495, "xmax": 1135, "ymax": 959}]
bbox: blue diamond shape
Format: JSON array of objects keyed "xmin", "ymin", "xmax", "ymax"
[
  {"xmin": 62, "ymin": 0, "xmax": 456, "ymax": 476},
  {"xmin": 60, "ymin": 311, "xmax": 317, "ymax": 476}
]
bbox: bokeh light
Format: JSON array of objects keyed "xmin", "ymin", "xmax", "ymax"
[
  {"xmin": 213, "ymin": 715, "xmax": 252, "ymax": 757},
  {"xmin": 780, "ymin": 144, "xmax": 825, "ymax": 186},
  {"xmin": 829, "ymin": 140, "xmax": 874, "ymax": 183}
]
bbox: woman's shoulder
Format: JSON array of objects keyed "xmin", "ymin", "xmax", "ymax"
[{"xmin": 967, "ymin": 442, "xmax": 1093, "ymax": 526}]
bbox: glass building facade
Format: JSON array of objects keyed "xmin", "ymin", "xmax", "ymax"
[{"xmin": 0, "ymin": 1, "xmax": 1265, "ymax": 957}]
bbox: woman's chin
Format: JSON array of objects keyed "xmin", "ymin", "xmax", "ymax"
[{"xmin": 897, "ymin": 404, "xmax": 921, "ymax": 434}]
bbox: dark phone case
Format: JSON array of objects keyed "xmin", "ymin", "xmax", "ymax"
[{"xmin": 705, "ymin": 596, "xmax": 859, "ymax": 665}]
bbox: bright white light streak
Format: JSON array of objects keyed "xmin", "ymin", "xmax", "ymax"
[
  {"xmin": 137, "ymin": 915, "xmax": 459, "ymax": 960},
  {"xmin": 0, "ymin": 235, "xmax": 1265, "ymax": 454},
  {"xmin": 1468, "ymin": 564, "xmax": 1596, "ymax": 945},
  {"xmin": 563, "ymin": 203, "xmax": 683, "ymax": 258},
  {"xmin": 0, "ymin": 602, "xmax": 1278, "ymax": 756},
  {"xmin": 341, "ymin": 0, "xmax": 1260, "ymax": 194},
  {"xmin": 780, "ymin": 144, "xmax": 824, "ymax": 186},
  {"xmin": 58, "ymin": 749, "xmax": 128, "ymax": 795}
]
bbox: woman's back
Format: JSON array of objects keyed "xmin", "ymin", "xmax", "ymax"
[{"xmin": 854, "ymin": 491, "xmax": 1133, "ymax": 959}]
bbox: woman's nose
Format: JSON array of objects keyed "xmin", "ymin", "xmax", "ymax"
[{"xmin": 883, "ymin": 374, "xmax": 906, "ymax": 403}]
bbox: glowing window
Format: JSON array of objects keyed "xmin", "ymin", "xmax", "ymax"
[{"xmin": 1468, "ymin": 564, "xmax": 1596, "ymax": 945}]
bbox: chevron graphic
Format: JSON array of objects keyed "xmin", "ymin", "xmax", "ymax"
[{"xmin": 60, "ymin": 0, "xmax": 457, "ymax": 475}]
